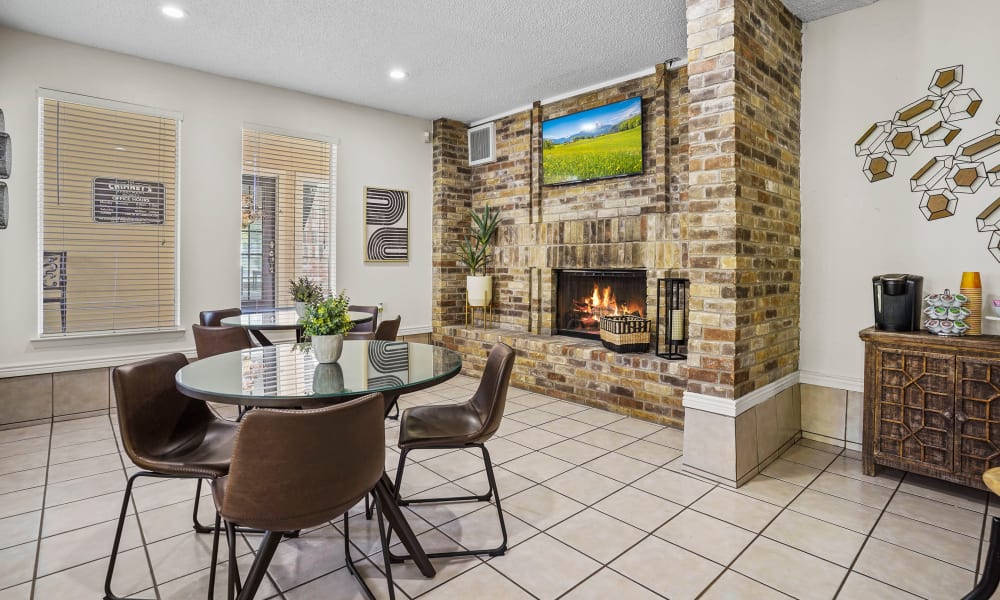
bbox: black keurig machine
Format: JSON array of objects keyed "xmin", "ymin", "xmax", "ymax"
[{"xmin": 872, "ymin": 274, "xmax": 923, "ymax": 331}]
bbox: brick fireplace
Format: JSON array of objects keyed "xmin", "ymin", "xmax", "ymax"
[{"xmin": 555, "ymin": 269, "xmax": 646, "ymax": 340}]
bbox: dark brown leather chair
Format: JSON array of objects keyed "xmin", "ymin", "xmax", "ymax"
[
  {"xmin": 349, "ymin": 304, "xmax": 379, "ymax": 333},
  {"xmin": 392, "ymin": 342, "xmax": 515, "ymax": 559},
  {"xmin": 193, "ymin": 324, "xmax": 254, "ymax": 359},
  {"xmin": 106, "ymin": 353, "xmax": 236, "ymax": 600},
  {"xmin": 346, "ymin": 315, "xmax": 400, "ymax": 342},
  {"xmin": 199, "ymin": 307, "xmax": 242, "ymax": 327},
  {"xmin": 211, "ymin": 393, "xmax": 394, "ymax": 600}
]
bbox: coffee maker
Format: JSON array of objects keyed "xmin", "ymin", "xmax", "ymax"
[{"xmin": 872, "ymin": 274, "xmax": 923, "ymax": 331}]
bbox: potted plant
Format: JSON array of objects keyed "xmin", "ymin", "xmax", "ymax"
[
  {"xmin": 289, "ymin": 276, "xmax": 323, "ymax": 317},
  {"xmin": 457, "ymin": 205, "xmax": 501, "ymax": 307},
  {"xmin": 300, "ymin": 290, "xmax": 354, "ymax": 363}
]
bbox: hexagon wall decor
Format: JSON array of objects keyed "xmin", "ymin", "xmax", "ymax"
[
  {"xmin": 941, "ymin": 88, "xmax": 983, "ymax": 121},
  {"xmin": 894, "ymin": 96, "xmax": 944, "ymax": 126},
  {"xmin": 945, "ymin": 161, "xmax": 987, "ymax": 193},
  {"xmin": 990, "ymin": 231, "xmax": 1000, "ymax": 263},
  {"xmin": 920, "ymin": 121, "xmax": 961, "ymax": 148},
  {"xmin": 911, "ymin": 156, "xmax": 954, "ymax": 192},
  {"xmin": 919, "ymin": 189, "xmax": 958, "ymax": 221},
  {"xmin": 957, "ymin": 130, "xmax": 1000, "ymax": 162},
  {"xmin": 929, "ymin": 65, "xmax": 964, "ymax": 96},
  {"xmin": 888, "ymin": 126, "xmax": 921, "ymax": 156},
  {"xmin": 977, "ymin": 198, "xmax": 1000, "ymax": 232},
  {"xmin": 855, "ymin": 121, "xmax": 892, "ymax": 157},
  {"xmin": 989, "ymin": 164, "xmax": 1000, "ymax": 186},
  {"xmin": 863, "ymin": 152, "xmax": 896, "ymax": 182}
]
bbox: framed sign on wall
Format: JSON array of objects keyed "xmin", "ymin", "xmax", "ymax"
[{"xmin": 364, "ymin": 186, "xmax": 409, "ymax": 262}]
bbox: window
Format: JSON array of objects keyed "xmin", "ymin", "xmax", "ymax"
[
  {"xmin": 240, "ymin": 129, "xmax": 335, "ymax": 310},
  {"xmin": 38, "ymin": 93, "xmax": 179, "ymax": 336}
]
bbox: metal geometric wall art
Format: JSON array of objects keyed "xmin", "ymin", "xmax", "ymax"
[
  {"xmin": 944, "ymin": 161, "xmax": 987, "ymax": 194},
  {"xmin": 894, "ymin": 96, "xmax": 944, "ymax": 125},
  {"xmin": 363, "ymin": 186, "xmax": 409, "ymax": 262},
  {"xmin": 921, "ymin": 122, "xmax": 961, "ymax": 148},
  {"xmin": 941, "ymin": 89, "xmax": 983, "ymax": 121},
  {"xmin": 863, "ymin": 152, "xmax": 896, "ymax": 182},
  {"xmin": 888, "ymin": 126, "xmax": 921, "ymax": 156},
  {"xmin": 977, "ymin": 198, "xmax": 1000, "ymax": 232},
  {"xmin": 919, "ymin": 189, "xmax": 958, "ymax": 221},
  {"xmin": 990, "ymin": 231, "xmax": 1000, "ymax": 263},
  {"xmin": 855, "ymin": 121, "xmax": 892, "ymax": 156},
  {"xmin": 929, "ymin": 65, "xmax": 964, "ymax": 96},
  {"xmin": 957, "ymin": 130, "xmax": 1000, "ymax": 163},
  {"xmin": 911, "ymin": 156, "xmax": 954, "ymax": 192}
]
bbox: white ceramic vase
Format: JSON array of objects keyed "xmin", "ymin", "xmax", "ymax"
[
  {"xmin": 311, "ymin": 334, "xmax": 343, "ymax": 363},
  {"xmin": 467, "ymin": 275, "xmax": 493, "ymax": 307},
  {"xmin": 295, "ymin": 301, "xmax": 308, "ymax": 318},
  {"xmin": 312, "ymin": 363, "xmax": 344, "ymax": 394}
]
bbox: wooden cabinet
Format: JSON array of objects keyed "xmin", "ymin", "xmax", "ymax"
[{"xmin": 861, "ymin": 328, "xmax": 1000, "ymax": 491}]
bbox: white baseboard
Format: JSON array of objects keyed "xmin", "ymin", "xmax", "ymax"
[
  {"xmin": 798, "ymin": 370, "xmax": 864, "ymax": 392},
  {"xmin": 683, "ymin": 371, "xmax": 800, "ymax": 417},
  {"xmin": 0, "ymin": 348, "xmax": 198, "ymax": 378}
]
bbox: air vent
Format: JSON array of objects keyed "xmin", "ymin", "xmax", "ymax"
[{"xmin": 467, "ymin": 122, "xmax": 496, "ymax": 166}]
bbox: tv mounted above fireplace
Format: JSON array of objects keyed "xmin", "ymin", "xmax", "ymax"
[{"xmin": 541, "ymin": 96, "xmax": 643, "ymax": 186}]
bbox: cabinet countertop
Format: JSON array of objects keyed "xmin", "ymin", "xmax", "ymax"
[{"xmin": 859, "ymin": 327, "xmax": 1000, "ymax": 352}]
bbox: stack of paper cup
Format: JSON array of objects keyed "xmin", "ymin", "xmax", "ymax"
[{"xmin": 961, "ymin": 271, "xmax": 982, "ymax": 335}]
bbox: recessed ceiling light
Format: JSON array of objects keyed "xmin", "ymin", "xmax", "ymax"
[
  {"xmin": 389, "ymin": 69, "xmax": 408, "ymax": 80},
  {"xmin": 161, "ymin": 5, "xmax": 186, "ymax": 18}
]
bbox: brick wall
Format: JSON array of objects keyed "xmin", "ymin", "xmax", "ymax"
[{"xmin": 431, "ymin": 118, "xmax": 471, "ymax": 329}]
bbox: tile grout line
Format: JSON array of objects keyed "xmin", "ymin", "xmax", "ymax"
[{"xmin": 26, "ymin": 415, "xmax": 55, "ymax": 600}]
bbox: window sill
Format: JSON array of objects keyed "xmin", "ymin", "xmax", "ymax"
[{"xmin": 30, "ymin": 328, "xmax": 187, "ymax": 345}]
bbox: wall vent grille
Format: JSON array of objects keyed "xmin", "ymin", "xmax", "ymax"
[{"xmin": 467, "ymin": 122, "xmax": 495, "ymax": 166}]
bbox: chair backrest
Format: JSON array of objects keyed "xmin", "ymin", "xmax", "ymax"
[
  {"xmin": 468, "ymin": 342, "xmax": 516, "ymax": 441},
  {"xmin": 192, "ymin": 324, "xmax": 253, "ymax": 359},
  {"xmin": 349, "ymin": 305, "xmax": 379, "ymax": 333},
  {"xmin": 112, "ymin": 353, "xmax": 215, "ymax": 471},
  {"xmin": 199, "ymin": 308, "xmax": 242, "ymax": 327},
  {"xmin": 216, "ymin": 393, "xmax": 385, "ymax": 532},
  {"xmin": 373, "ymin": 315, "xmax": 401, "ymax": 341}
]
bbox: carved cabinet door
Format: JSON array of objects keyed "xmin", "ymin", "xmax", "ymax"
[
  {"xmin": 874, "ymin": 348, "xmax": 955, "ymax": 476},
  {"xmin": 956, "ymin": 356, "xmax": 1000, "ymax": 479}
]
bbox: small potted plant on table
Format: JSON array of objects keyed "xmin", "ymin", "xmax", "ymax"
[
  {"xmin": 301, "ymin": 291, "xmax": 354, "ymax": 363},
  {"xmin": 289, "ymin": 276, "xmax": 323, "ymax": 317}
]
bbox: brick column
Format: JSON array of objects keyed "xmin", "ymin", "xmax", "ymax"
[
  {"xmin": 683, "ymin": 0, "xmax": 802, "ymax": 486},
  {"xmin": 431, "ymin": 118, "xmax": 471, "ymax": 331}
]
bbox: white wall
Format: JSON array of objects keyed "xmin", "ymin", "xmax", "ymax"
[
  {"xmin": 800, "ymin": 0, "xmax": 1000, "ymax": 388},
  {"xmin": 0, "ymin": 27, "xmax": 432, "ymax": 375}
]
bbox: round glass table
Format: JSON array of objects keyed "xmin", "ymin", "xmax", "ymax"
[{"xmin": 220, "ymin": 308, "xmax": 375, "ymax": 346}]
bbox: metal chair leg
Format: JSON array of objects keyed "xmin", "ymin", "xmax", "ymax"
[
  {"xmin": 235, "ymin": 530, "xmax": 280, "ymax": 600},
  {"xmin": 207, "ymin": 512, "xmax": 221, "ymax": 600},
  {"xmin": 344, "ymin": 498, "xmax": 395, "ymax": 600},
  {"xmin": 104, "ymin": 472, "xmax": 152, "ymax": 600},
  {"xmin": 225, "ymin": 521, "xmax": 242, "ymax": 600},
  {"xmin": 964, "ymin": 515, "xmax": 1000, "ymax": 599}
]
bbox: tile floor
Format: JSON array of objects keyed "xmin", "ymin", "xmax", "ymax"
[{"xmin": 0, "ymin": 375, "xmax": 997, "ymax": 599}]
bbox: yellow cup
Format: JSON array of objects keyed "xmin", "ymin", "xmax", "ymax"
[{"xmin": 961, "ymin": 271, "xmax": 982, "ymax": 288}]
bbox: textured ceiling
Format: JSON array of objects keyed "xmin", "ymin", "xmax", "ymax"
[{"xmin": 0, "ymin": 0, "xmax": 877, "ymax": 123}]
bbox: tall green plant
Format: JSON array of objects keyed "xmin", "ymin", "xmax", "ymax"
[{"xmin": 457, "ymin": 205, "xmax": 501, "ymax": 276}]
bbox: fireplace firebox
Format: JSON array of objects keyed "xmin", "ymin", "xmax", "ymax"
[{"xmin": 556, "ymin": 269, "xmax": 646, "ymax": 340}]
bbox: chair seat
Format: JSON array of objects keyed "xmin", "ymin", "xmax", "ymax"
[
  {"xmin": 398, "ymin": 403, "xmax": 484, "ymax": 448},
  {"xmin": 135, "ymin": 419, "xmax": 237, "ymax": 478}
]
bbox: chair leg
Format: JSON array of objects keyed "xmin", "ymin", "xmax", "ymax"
[
  {"xmin": 235, "ymin": 530, "xmax": 281, "ymax": 600},
  {"xmin": 225, "ymin": 521, "xmax": 242, "ymax": 600},
  {"xmin": 104, "ymin": 472, "xmax": 150, "ymax": 600},
  {"xmin": 207, "ymin": 512, "xmax": 221, "ymax": 600},
  {"xmin": 372, "ymin": 492, "xmax": 396, "ymax": 600},
  {"xmin": 344, "ymin": 502, "xmax": 395, "ymax": 600},
  {"xmin": 192, "ymin": 478, "xmax": 217, "ymax": 533},
  {"xmin": 964, "ymin": 516, "xmax": 1000, "ymax": 599}
]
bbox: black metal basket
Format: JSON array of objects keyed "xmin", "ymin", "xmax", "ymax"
[{"xmin": 599, "ymin": 315, "xmax": 650, "ymax": 353}]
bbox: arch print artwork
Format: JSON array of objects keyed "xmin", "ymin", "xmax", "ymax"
[
  {"xmin": 854, "ymin": 65, "xmax": 1000, "ymax": 263},
  {"xmin": 364, "ymin": 186, "xmax": 409, "ymax": 262}
]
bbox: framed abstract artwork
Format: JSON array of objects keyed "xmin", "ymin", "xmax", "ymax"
[{"xmin": 364, "ymin": 187, "xmax": 408, "ymax": 262}]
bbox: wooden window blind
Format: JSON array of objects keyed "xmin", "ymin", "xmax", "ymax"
[
  {"xmin": 39, "ymin": 95, "xmax": 179, "ymax": 336},
  {"xmin": 240, "ymin": 129, "xmax": 334, "ymax": 310}
]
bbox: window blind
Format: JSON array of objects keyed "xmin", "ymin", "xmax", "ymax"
[
  {"xmin": 240, "ymin": 129, "xmax": 334, "ymax": 310},
  {"xmin": 39, "ymin": 96, "xmax": 179, "ymax": 336}
]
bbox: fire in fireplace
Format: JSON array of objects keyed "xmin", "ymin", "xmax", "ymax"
[{"xmin": 556, "ymin": 269, "xmax": 646, "ymax": 339}]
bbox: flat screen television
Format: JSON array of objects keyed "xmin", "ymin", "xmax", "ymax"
[{"xmin": 541, "ymin": 96, "xmax": 643, "ymax": 186}]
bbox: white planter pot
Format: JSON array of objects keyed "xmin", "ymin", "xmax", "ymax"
[
  {"xmin": 467, "ymin": 275, "xmax": 493, "ymax": 307},
  {"xmin": 311, "ymin": 334, "xmax": 343, "ymax": 363},
  {"xmin": 312, "ymin": 363, "xmax": 344, "ymax": 394},
  {"xmin": 295, "ymin": 301, "xmax": 308, "ymax": 318}
]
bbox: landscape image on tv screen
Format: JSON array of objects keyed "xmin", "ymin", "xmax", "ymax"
[{"xmin": 542, "ymin": 96, "xmax": 643, "ymax": 186}]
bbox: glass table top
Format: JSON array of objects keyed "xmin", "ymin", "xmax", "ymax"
[
  {"xmin": 176, "ymin": 341, "xmax": 462, "ymax": 407},
  {"xmin": 220, "ymin": 308, "xmax": 374, "ymax": 330}
]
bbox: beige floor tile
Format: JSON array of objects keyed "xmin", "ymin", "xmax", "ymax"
[
  {"xmin": 0, "ymin": 451, "xmax": 47, "ymax": 477},
  {"xmin": 283, "ymin": 558, "xmax": 397, "ymax": 600},
  {"xmin": 146, "ymin": 529, "xmax": 252, "ymax": 584},
  {"xmin": 490, "ymin": 533, "xmax": 600, "ymax": 600},
  {"xmin": 501, "ymin": 452, "xmax": 574, "ymax": 483},
  {"xmin": 51, "ymin": 415, "xmax": 112, "ymax": 434},
  {"xmin": 0, "ymin": 436, "xmax": 50, "ymax": 460},
  {"xmin": 631, "ymin": 467, "xmax": 715, "ymax": 506},
  {"xmin": 455, "ymin": 467, "xmax": 535, "ymax": 500},
  {"xmin": 335, "ymin": 510, "xmax": 433, "ymax": 558},
  {"xmin": 42, "ymin": 490, "xmax": 132, "ymax": 537},
  {"xmin": 611, "ymin": 536, "xmax": 723, "ymax": 600},
  {"xmin": 700, "ymin": 570, "xmax": 794, "ymax": 600},
  {"xmin": 420, "ymin": 449, "xmax": 487, "ymax": 481},
  {"xmin": 872, "ymin": 512, "xmax": 980, "ymax": 570},
  {"xmin": 732, "ymin": 537, "xmax": 846, "ymax": 600},
  {"xmin": 573, "ymin": 428, "xmax": 635, "ymax": 451},
  {"xmin": 736, "ymin": 474, "xmax": 803, "ymax": 507},
  {"xmin": 761, "ymin": 458, "xmax": 821, "ymax": 487},
  {"xmin": 393, "ymin": 463, "xmax": 450, "ymax": 499},
  {"xmin": 548, "ymin": 508, "xmax": 646, "ymax": 563},
  {"xmin": 795, "ymin": 438, "xmax": 844, "ymax": 454},
  {"xmin": 616, "ymin": 439, "xmax": 682, "ymax": 467},
  {"xmin": 0, "ymin": 542, "xmax": 36, "ymax": 590},
  {"xmin": 34, "ymin": 546, "xmax": 152, "ymax": 599},
  {"xmin": 540, "ymin": 439, "xmax": 608, "ymax": 465},
  {"xmin": 49, "ymin": 426, "xmax": 114, "ymax": 449},
  {"xmin": 438, "ymin": 504, "xmax": 538, "ymax": 551},
  {"xmin": 508, "ymin": 408, "xmax": 563, "ymax": 426},
  {"xmin": 536, "ymin": 400, "xmax": 589, "ymax": 417},
  {"xmin": 538, "ymin": 417, "xmax": 597, "ymax": 438},
  {"xmin": 494, "ymin": 419, "xmax": 531, "ymax": 438},
  {"xmin": 480, "ymin": 438, "xmax": 533, "ymax": 464},
  {"xmin": 825, "ymin": 455, "xmax": 902, "ymax": 489},
  {"xmin": 808, "ymin": 471, "xmax": 894, "ymax": 509},
  {"xmin": 0, "ymin": 582, "xmax": 31, "ymax": 600},
  {"xmin": 654, "ymin": 508, "xmax": 755, "ymax": 565},
  {"xmin": 788, "ymin": 489, "xmax": 880, "ymax": 534},
  {"xmin": 604, "ymin": 417, "xmax": 662, "ymax": 438},
  {"xmin": 158, "ymin": 551, "xmax": 280, "ymax": 600},
  {"xmin": 543, "ymin": 467, "xmax": 625, "ymax": 506},
  {"xmin": 561, "ymin": 567, "xmax": 663, "ymax": 600},
  {"xmin": 593, "ymin": 486, "xmax": 683, "ymax": 532},
  {"xmin": 886, "ymin": 491, "xmax": 983, "ymax": 538},
  {"xmin": 780, "ymin": 444, "xmax": 838, "ymax": 470},
  {"xmin": 46, "ymin": 453, "xmax": 122, "ymax": 484},
  {"xmin": 502, "ymin": 485, "xmax": 585, "ymax": 530},
  {"xmin": 419, "ymin": 563, "xmax": 534, "ymax": 600},
  {"xmin": 836, "ymin": 572, "xmax": 922, "ymax": 600},
  {"xmin": 898, "ymin": 473, "xmax": 989, "ymax": 513},
  {"xmin": 0, "ymin": 424, "xmax": 50, "ymax": 445},
  {"xmin": 583, "ymin": 452, "xmax": 657, "ymax": 484},
  {"xmin": 0, "ymin": 467, "xmax": 46, "ymax": 495},
  {"xmin": 762, "ymin": 509, "xmax": 865, "ymax": 567},
  {"xmin": 402, "ymin": 483, "xmax": 490, "ymax": 527},
  {"xmin": 262, "ymin": 524, "xmax": 346, "ymax": 590},
  {"xmin": 503, "ymin": 427, "xmax": 566, "ymax": 451},
  {"xmin": 45, "ymin": 470, "xmax": 126, "ymax": 507},
  {"xmin": 568, "ymin": 408, "xmax": 626, "ymax": 428},
  {"xmin": 0, "ymin": 486, "xmax": 43, "ymax": 520},
  {"xmin": 0, "ymin": 511, "xmax": 41, "ymax": 551},
  {"xmin": 37, "ymin": 515, "xmax": 142, "ymax": 577},
  {"xmin": 137, "ymin": 496, "xmax": 218, "ymax": 543},
  {"xmin": 691, "ymin": 487, "xmax": 782, "ymax": 532},
  {"xmin": 48, "ymin": 438, "xmax": 118, "ymax": 465},
  {"xmin": 854, "ymin": 538, "xmax": 974, "ymax": 600},
  {"xmin": 644, "ymin": 426, "xmax": 685, "ymax": 450}
]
